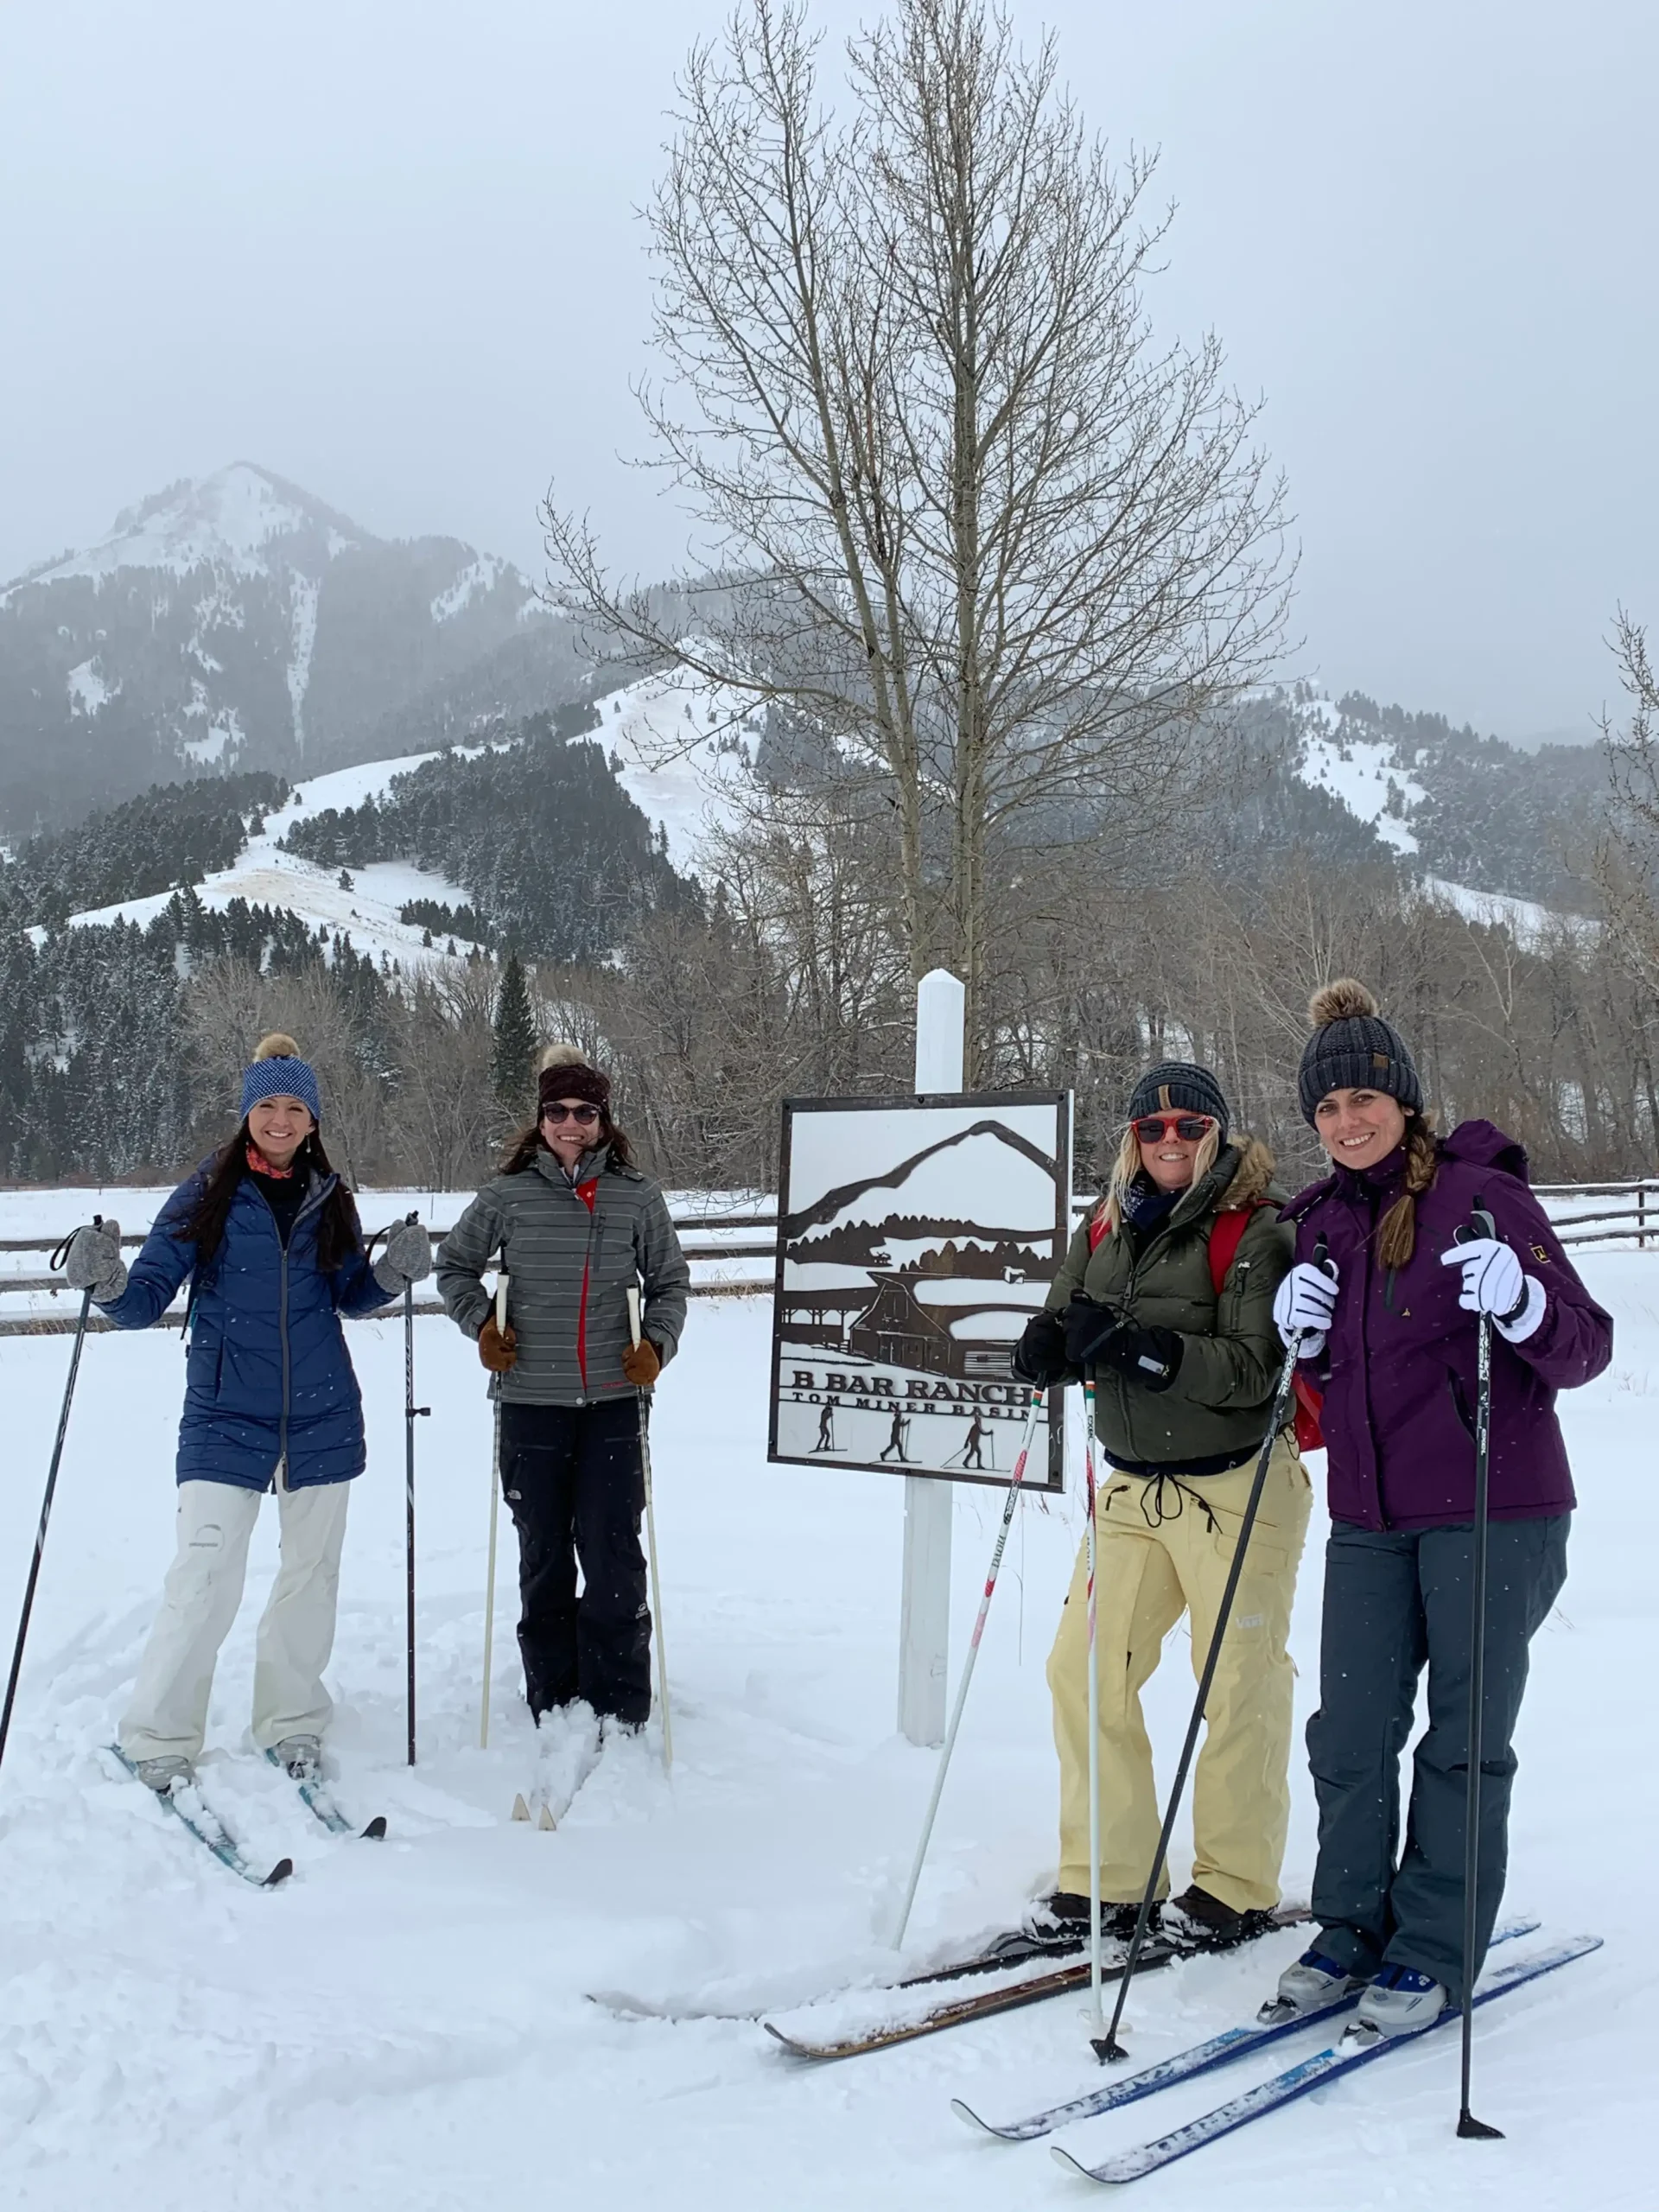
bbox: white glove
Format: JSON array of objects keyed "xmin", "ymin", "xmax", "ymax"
[
  {"xmin": 63, "ymin": 1219, "xmax": 126, "ymax": 1300},
  {"xmin": 1272, "ymin": 1260, "xmax": 1338, "ymax": 1355},
  {"xmin": 1438, "ymin": 1236, "xmax": 1545, "ymax": 1343}
]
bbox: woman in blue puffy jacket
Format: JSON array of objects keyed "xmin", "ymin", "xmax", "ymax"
[{"xmin": 63, "ymin": 1034, "xmax": 432, "ymax": 1793}]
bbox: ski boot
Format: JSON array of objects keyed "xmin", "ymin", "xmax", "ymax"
[
  {"xmin": 1166, "ymin": 1885, "xmax": 1277, "ymax": 1952},
  {"xmin": 1258, "ymin": 1945, "xmax": 1366, "ymax": 2025},
  {"xmin": 272, "ymin": 1733, "xmax": 322, "ymax": 1783},
  {"xmin": 1352, "ymin": 1964, "xmax": 1449, "ymax": 2037},
  {"xmin": 133, "ymin": 1754, "xmax": 194, "ymax": 1794}
]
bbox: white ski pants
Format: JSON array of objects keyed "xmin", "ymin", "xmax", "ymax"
[{"xmin": 118, "ymin": 1468, "xmax": 351, "ymax": 1763}]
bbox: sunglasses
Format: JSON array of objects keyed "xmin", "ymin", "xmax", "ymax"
[
  {"xmin": 1132, "ymin": 1114, "xmax": 1212, "ymax": 1143},
  {"xmin": 541, "ymin": 1103, "xmax": 601, "ymax": 1126}
]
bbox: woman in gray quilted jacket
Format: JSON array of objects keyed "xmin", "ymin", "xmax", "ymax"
[{"xmin": 436, "ymin": 1045, "xmax": 690, "ymax": 1730}]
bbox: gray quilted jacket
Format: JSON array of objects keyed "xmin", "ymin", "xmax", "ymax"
[{"xmin": 435, "ymin": 1146, "xmax": 690, "ymax": 1405}]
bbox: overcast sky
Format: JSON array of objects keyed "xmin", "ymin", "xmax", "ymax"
[{"xmin": 3, "ymin": 1, "xmax": 1654, "ymax": 742}]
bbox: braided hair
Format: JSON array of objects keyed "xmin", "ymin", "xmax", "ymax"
[{"xmin": 1376, "ymin": 1109, "xmax": 1440, "ymax": 1271}]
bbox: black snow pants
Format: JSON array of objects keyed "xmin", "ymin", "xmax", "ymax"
[
  {"xmin": 499, "ymin": 1398, "xmax": 652, "ymax": 1727},
  {"xmin": 1306, "ymin": 1514, "xmax": 1568, "ymax": 2000}
]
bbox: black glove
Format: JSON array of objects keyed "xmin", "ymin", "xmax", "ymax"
[
  {"xmin": 1094, "ymin": 1319, "xmax": 1185, "ymax": 1392},
  {"xmin": 1012, "ymin": 1310, "xmax": 1072, "ymax": 1389},
  {"xmin": 1062, "ymin": 1292, "xmax": 1121, "ymax": 1368}
]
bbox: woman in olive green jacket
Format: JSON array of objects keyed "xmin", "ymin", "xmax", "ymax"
[{"xmin": 1013, "ymin": 1061, "xmax": 1308, "ymax": 1950}]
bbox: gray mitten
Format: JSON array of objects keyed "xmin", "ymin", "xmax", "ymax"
[
  {"xmin": 64, "ymin": 1218, "xmax": 126, "ymax": 1300},
  {"xmin": 373, "ymin": 1217, "xmax": 433, "ymax": 1294}
]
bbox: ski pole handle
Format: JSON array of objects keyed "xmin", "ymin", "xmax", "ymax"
[
  {"xmin": 495, "ymin": 1271, "xmax": 509, "ymax": 1332},
  {"xmin": 626, "ymin": 1285, "xmax": 642, "ymax": 1350}
]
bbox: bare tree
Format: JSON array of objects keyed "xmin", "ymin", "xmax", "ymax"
[
  {"xmin": 181, "ymin": 957, "xmax": 390, "ymax": 1188},
  {"xmin": 543, "ymin": 0, "xmax": 1291, "ymax": 1070},
  {"xmin": 397, "ymin": 966, "xmax": 498, "ymax": 1190}
]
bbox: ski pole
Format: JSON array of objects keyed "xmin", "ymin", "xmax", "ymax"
[
  {"xmin": 1084, "ymin": 1376, "xmax": 1103, "ymax": 2037},
  {"xmin": 402, "ymin": 1215, "xmax": 430, "ymax": 1767},
  {"xmin": 1093, "ymin": 1234, "xmax": 1331, "ymax": 2064},
  {"xmin": 1454, "ymin": 1207, "xmax": 1503, "ymax": 2141},
  {"xmin": 892, "ymin": 1387, "xmax": 1045, "ymax": 1948},
  {"xmin": 0, "ymin": 1219, "xmax": 101, "ymax": 1778},
  {"xmin": 626, "ymin": 1284, "xmax": 672, "ymax": 1772},
  {"xmin": 480, "ymin": 1268, "xmax": 506, "ymax": 1751}
]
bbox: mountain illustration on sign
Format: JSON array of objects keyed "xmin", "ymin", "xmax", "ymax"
[{"xmin": 784, "ymin": 1119, "xmax": 1056, "ymax": 1274}]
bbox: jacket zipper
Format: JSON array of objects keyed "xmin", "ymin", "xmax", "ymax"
[
  {"xmin": 572, "ymin": 1175, "xmax": 600, "ymax": 1405},
  {"xmin": 1356, "ymin": 1185, "xmax": 1386, "ymax": 1529},
  {"xmin": 255, "ymin": 1178, "xmax": 329, "ymax": 1486},
  {"xmin": 1116, "ymin": 1180, "xmax": 1209, "ymax": 1439}
]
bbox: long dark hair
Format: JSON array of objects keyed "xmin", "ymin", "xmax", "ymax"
[
  {"xmin": 181, "ymin": 1120, "xmax": 365, "ymax": 1273},
  {"xmin": 500, "ymin": 1108, "xmax": 633, "ymax": 1175}
]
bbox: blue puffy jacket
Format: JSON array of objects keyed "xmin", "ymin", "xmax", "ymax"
[{"xmin": 99, "ymin": 1161, "xmax": 392, "ymax": 1490}]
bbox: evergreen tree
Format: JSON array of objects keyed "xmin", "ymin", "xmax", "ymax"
[{"xmin": 491, "ymin": 950, "xmax": 537, "ymax": 1126}]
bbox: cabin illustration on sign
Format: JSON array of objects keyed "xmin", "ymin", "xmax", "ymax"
[{"xmin": 845, "ymin": 1273, "xmax": 1035, "ymax": 1380}]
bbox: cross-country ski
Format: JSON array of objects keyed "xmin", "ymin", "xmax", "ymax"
[
  {"xmin": 1048, "ymin": 1936, "xmax": 1604, "ymax": 2186},
  {"xmin": 264, "ymin": 1746, "xmax": 387, "ymax": 1840},
  {"xmin": 950, "ymin": 1918, "xmax": 1539, "ymax": 2141},
  {"xmin": 106, "ymin": 1745, "xmax": 294, "ymax": 1888}
]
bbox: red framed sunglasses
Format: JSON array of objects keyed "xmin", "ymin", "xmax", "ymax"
[{"xmin": 1132, "ymin": 1114, "xmax": 1213, "ymax": 1143}]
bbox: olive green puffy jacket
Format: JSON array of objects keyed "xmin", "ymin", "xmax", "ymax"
[{"xmin": 1044, "ymin": 1137, "xmax": 1294, "ymax": 1474}]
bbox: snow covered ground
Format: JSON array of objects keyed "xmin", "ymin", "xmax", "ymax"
[
  {"xmin": 0, "ymin": 1195, "xmax": 1651, "ymax": 2209},
  {"xmin": 60, "ymin": 755, "xmax": 483, "ymax": 968},
  {"xmin": 53, "ymin": 664, "xmax": 760, "ymax": 964},
  {"xmin": 599, "ymin": 666, "xmax": 763, "ymax": 876},
  {"xmin": 1297, "ymin": 728, "xmax": 1427, "ymax": 856}
]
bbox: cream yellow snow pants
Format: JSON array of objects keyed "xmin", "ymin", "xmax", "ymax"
[
  {"xmin": 119, "ymin": 1465, "xmax": 351, "ymax": 1763},
  {"xmin": 1047, "ymin": 1433, "xmax": 1311, "ymax": 1914}
]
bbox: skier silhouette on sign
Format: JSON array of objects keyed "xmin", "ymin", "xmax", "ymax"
[
  {"xmin": 962, "ymin": 1412, "xmax": 989, "ymax": 1470},
  {"xmin": 879, "ymin": 1406, "xmax": 910, "ymax": 1462},
  {"xmin": 815, "ymin": 1402, "xmax": 837, "ymax": 1452}
]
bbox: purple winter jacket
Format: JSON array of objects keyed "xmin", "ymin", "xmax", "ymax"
[{"xmin": 1281, "ymin": 1121, "xmax": 1612, "ymax": 1532}]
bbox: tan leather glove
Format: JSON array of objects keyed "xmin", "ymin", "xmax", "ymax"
[
  {"xmin": 621, "ymin": 1337, "xmax": 662, "ymax": 1387},
  {"xmin": 478, "ymin": 1318, "xmax": 518, "ymax": 1373}
]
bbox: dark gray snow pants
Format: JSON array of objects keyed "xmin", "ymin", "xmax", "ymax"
[{"xmin": 1306, "ymin": 1514, "xmax": 1568, "ymax": 2000}]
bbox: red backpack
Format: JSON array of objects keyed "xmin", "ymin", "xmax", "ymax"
[{"xmin": 1086, "ymin": 1202, "xmax": 1325, "ymax": 1453}]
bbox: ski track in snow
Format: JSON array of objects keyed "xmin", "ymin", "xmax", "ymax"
[{"xmin": 0, "ymin": 1200, "xmax": 1652, "ymax": 2210}]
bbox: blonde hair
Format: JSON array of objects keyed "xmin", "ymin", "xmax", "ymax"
[{"xmin": 1096, "ymin": 1117, "xmax": 1222, "ymax": 1235}]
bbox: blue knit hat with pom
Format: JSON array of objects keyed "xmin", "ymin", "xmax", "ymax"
[{"xmin": 240, "ymin": 1033, "xmax": 322, "ymax": 1126}]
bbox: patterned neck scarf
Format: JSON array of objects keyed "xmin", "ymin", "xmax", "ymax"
[{"xmin": 246, "ymin": 1141, "xmax": 296, "ymax": 1179}]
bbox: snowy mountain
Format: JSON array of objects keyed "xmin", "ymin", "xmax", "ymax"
[
  {"xmin": 0, "ymin": 463, "xmax": 589, "ymax": 833},
  {"xmin": 784, "ymin": 1119, "xmax": 1060, "ymax": 1251}
]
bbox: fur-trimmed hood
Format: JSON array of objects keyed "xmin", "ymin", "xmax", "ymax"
[{"xmin": 1214, "ymin": 1134, "xmax": 1280, "ymax": 1213}]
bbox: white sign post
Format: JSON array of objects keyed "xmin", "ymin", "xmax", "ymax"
[{"xmin": 898, "ymin": 969, "xmax": 965, "ymax": 1747}]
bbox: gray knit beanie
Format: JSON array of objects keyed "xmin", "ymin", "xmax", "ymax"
[
  {"xmin": 1126, "ymin": 1061, "xmax": 1230, "ymax": 1143},
  {"xmin": 1298, "ymin": 979, "xmax": 1423, "ymax": 1124}
]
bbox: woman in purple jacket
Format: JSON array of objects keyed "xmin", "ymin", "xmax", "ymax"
[{"xmin": 1265, "ymin": 981, "xmax": 1611, "ymax": 2037}]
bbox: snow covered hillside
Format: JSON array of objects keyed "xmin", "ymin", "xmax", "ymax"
[
  {"xmin": 595, "ymin": 664, "xmax": 764, "ymax": 875},
  {"xmin": 0, "ymin": 1204, "xmax": 1650, "ymax": 2210},
  {"xmin": 1286, "ymin": 689, "xmax": 1603, "ymax": 921},
  {"xmin": 60, "ymin": 753, "xmax": 484, "ymax": 968}
]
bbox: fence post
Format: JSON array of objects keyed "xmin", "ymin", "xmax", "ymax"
[{"xmin": 897, "ymin": 969, "xmax": 964, "ymax": 1749}]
